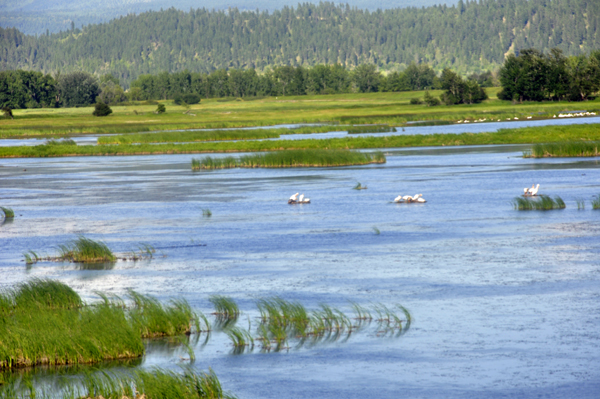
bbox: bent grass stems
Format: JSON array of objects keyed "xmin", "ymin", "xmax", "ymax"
[
  {"xmin": 1, "ymin": 207, "xmax": 14, "ymax": 219},
  {"xmin": 592, "ymin": 195, "xmax": 600, "ymax": 210},
  {"xmin": 56, "ymin": 236, "xmax": 116, "ymax": 263},
  {"xmin": 576, "ymin": 198, "xmax": 585, "ymax": 210},
  {"xmin": 353, "ymin": 182, "xmax": 367, "ymax": 190},
  {"xmin": 512, "ymin": 195, "xmax": 566, "ymax": 211}
]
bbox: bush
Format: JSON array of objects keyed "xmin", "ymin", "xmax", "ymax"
[
  {"xmin": 423, "ymin": 91, "xmax": 440, "ymax": 106},
  {"xmin": 92, "ymin": 102, "xmax": 112, "ymax": 117},
  {"xmin": 409, "ymin": 98, "xmax": 422, "ymax": 105},
  {"xmin": 1, "ymin": 106, "xmax": 13, "ymax": 119},
  {"xmin": 174, "ymin": 93, "xmax": 201, "ymax": 105},
  {"xmin": 156, "ymin": 103, "xmax": 166, "ymax": 114}
]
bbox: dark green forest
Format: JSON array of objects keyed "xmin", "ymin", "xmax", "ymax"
[{"xmin": 0, "ymin": 0, "xmax": 598, "ymax": 85}]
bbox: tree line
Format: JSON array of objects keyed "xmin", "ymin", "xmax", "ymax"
[
  {"xmin": 3, "ymin": 48, "xmax": 599, "ymax": 111},
  {"xmin": 499, "ymin": 49, "xmax": 600, "ymax": 102},
  {"xmin": 0, "ymin": 0, "xmax": 597, "ymax": 84},
  {"xmin": 0, "ymin": 62, "xmax": 493, "ymax": 109}
]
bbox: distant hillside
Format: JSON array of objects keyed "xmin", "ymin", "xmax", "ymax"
[
  {"xmin": 0, "ymin": 0, "xmax": 455, "ymax": 35},
  {"xmin": 0, "ymin": 0, "xmax": 598, "ymax": 84}
]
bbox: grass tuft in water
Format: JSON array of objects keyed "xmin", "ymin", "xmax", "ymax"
[
  {"xmin": 576, "ymin": 198, "xmax": 585, "ymax": 210},
  {"xmin": 512, "ymin": 195, "xmax": 566, "ymax": 211},
  {"xmin": 209, "ymin": 296, "xmax": 240, "ymax": 319},
  {"xmin": 372, "ymin": 226, "xmax": 381, "ymax": 235},
  {"xmin": 592, "ymin": 195, "xmax": 600, "ymax": 210},
  {"xmin": 57, "ymin": 235, "xmax": 116, "ymax": 263},
  {"xmin": 353, "ymin": 182, "xmax": 367, "ymax": 190},
  {"xmin": 0, "ymin": 207, "xmax": 14, "ymax": 219},
  {"xmin": 1, "ymin": 367, "xmax": 236, "ymax": 399},
  {"xmin": 192, "ymin": 149, "xmax": 385, "ymax": 170},
  {"xmin": 202, "ymin": 208, "xmax": 212, "ymax": 217},
  {"xmin": 128, "ymin": 291, "xmax": 198, "ymax": 338},
  {"xmin": 530, "ymin": 141, "xmax": 600, "ymax": 158}
]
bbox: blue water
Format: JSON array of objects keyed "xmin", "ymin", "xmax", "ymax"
[{"xmin": 1, "ymin": 146, "xmax": 599, "ymax": 398}]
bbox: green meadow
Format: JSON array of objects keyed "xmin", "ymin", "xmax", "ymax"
[{"xmin": 2, "ymin": 89, "xmax": 599, "ymax": 140}]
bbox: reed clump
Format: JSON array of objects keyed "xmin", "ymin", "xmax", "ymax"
[
  {"xmin": 57, "ymin": 236, "xmax": 116, "ymax": 263},
  {"xmin": 209, "ymin": 296, "xmax": 240, "ymax": 319},
  {"xmin": 592, "ymin": 195, "xmax": 600, "ymax": 210},
  {"xmin": 530, "ymin": 141, "xmax": 600, "ymax": 158},
  {"xmin": 1, "ymin": 206, "xmax": 14, "ymax": 219},
  {"xmin": 0, "ymin": 280, "xmax": 198, "ymax": 371},
  {"xmin": 353, "ymin": 182, "xmax": 367, "ymax": 190},
  {"xmin": 192, "ymin": 150, "xmax": 386, "ymax": 170},
  {"xmin": 1, "ymin": 368, "xmax": 236, "ymax": 399},
  {"xmin": 512, "ymin": 195, "xmax": 566, "ymax": 211}
]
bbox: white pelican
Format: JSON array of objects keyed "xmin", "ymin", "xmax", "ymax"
[
  {"xmin": 402, "ymin": 195, "xmax": 413, "ymax": 202},
  {"xmin": 289, "ymin": 193, "xmax": 299, "ymax": 201},
  {"xmin": 416, "ymin": 197, "xmax": 427, "ymax": 203},
  {"xmin": 524, "ymin": 187, "xmax": 530, "ymax": 196},
  {"xmin": 393, "ymin": 195, "xmax": 403, "ymax": 203},
  {"xmin": 298, "ymin": 194, "xmax": 304, "ymax": 203},
  {"xmin": 529, "ymin": 184, "xmax": 540, "ymax": 196},
  {"xmin": 302, "ymin": 197, "xmax": 310, "ymax": 203}
]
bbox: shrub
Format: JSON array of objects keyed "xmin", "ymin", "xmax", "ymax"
[
  {"xmin": 424, "ymin": 91, "xmax": 440, "ymax": 106},
  {"xmin": 156, "ymin": 103, "xmax": 166, "ymax": 114},
  {"xmin": 92, "ymin": 102, "xmax": 112, "ymax": 117},
  {"xmin": 409, "ymin": 98, "xmax": 422, "ymax": 105},
  {"xmin": 1, "ymin": 106, "xmax": 13, "ymax": 119}
]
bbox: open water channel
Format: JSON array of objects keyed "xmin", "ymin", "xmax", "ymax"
[{"xmin": 1, "ymin": 123, "xmax": 600, "ymax": 398}]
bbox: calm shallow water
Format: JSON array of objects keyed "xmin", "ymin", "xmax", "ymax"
[
  {"xmin": 1, "ymin": 147, "xmax": 600, "ymax": 398},
  {"xmin": 2, "ymin": 115, "xmax": 599, "ymax": 146}
]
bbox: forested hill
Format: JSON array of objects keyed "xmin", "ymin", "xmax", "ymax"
[{"xmin": 1, "ymin": 0, "xmax": 598, "ymax": 85}]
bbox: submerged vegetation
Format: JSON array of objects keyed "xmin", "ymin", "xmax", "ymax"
[
  {"xmin": 0, "ymin": 367, "xmax": 235, "ymax": 399},
  {"xmin": 0, "ymin": 280, "xmax": 198, "ymax": 371},
  {"xmin": 512, "ymin": 195, "xmax": 566, "ymax": 211},
  {"xmin": 529, "ymin": 141, "xmax": 600, "ymax": 157},
  {"xmin": 191, "ymin": 150, "xmax": 386, "ymax": 170},
  {"xmin": 346, "ymin": 125, "xmax": 395, "ymax": 134}
]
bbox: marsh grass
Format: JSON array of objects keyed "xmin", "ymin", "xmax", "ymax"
[
  {"xmin": 592, "ymin": 195, "xmax": 600, "ymax": 210},
  {"xmin": 530, "ymin": 141, "xmax": 600, "ymax": 157},
  {"xmin": 192, "ymin": 150, "xmax": 386, "ymax": 170},
  {"xmin": 128, "ymin": 291, "xmax": 198, "ymax": 338},
  {"xmin": 1, "ymin": 368, "xmax": 236, "ymax": 399},
  {"xmin": 209, "ymin": 296, "xmax": 240, "ymax": 319},
  {"xmin": 346, "ymin": 124, "xmax": 394, "ymax": 134},
  {"xmin": 0, "ymin": 280, "xmax": 197, "ymax": 371},
  {"xmin": 576, "ymin": 198, "xmax": 585, "ymax": 210},
  {"xmin": 43, "ymin": 138, "xmax": 77, "ymax": 146},
  {"xmin": 5, "ymin": 123, "xmax": 600, "ymax": 159},
  {"xmin": 353, "ymin": 182, "xmax": 367, "ymax": 190},
  {"xmin": 372, "ymin": 227, "xmax": 381, "ymax": 235},
  {"xmin": 512, "ymin": 195, "xmax": 566, "ymax": 211},
  {"xmin": 1, "ymin": 207, "xmax": 14, "ymax": 218},
  {"xmin": 202, "ymin": 208, "xmax": 212, "ymax": 217},
  {"xmin": 57, "ymin": 236, "xmax": 116, "ymax": 263},
  {"xmin": 224, "ymin": 327, "xmax": 254, "ymax": 350}
]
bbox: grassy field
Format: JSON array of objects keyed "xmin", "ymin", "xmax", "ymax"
[
  {"xmin": 2, "ymin": 89, "xmax": 599, "ymax": 139},
  {"xmin": 2, "ymin": 123, "xmax": 600, "ymax": 158}
]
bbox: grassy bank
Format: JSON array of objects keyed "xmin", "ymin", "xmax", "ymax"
[
  {"xmin": 2, "ymin": 123, "xmax": 600, "ymax": 158},
  {"xmin": 191, "ymin": 150, "xmax": 385, "ymax": 169},
  {"xmin": 2, "ymin": 89, "xmax": 598, "ymax": 139},
  {"xmin": 0, "ymin": 280, "xmax": 197, "ymax": 371},
  {"xmin": 529, "ymin": 141, "xmax": 600, "ymax": 157},
  {"xmin": 0, "ymin": 368, "xmax": 235, "ymax": 399}
]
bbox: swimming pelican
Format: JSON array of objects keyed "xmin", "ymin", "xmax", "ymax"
[{"xmin": 298, "ymin": 194, "xmax": 305, "ymax": 203}]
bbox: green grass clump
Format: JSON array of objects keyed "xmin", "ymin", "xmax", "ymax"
[
  {"xmin": 209, "ymin": 296, "xmax": 240, "ymax": 319},
  {"xmin": 1, "ymin": 368, "xmax": 236, "ymax": 399},
  {"xmin": 43, "ymin": 138, "xmax": 77, "ymax": 146},
  {"xmin": 353, "ymin": 182, "xmax": 367, "ymax": 190},
  {"xmin": 576, "ymin": 198, "xmax": 585, "ymax": 210},
  {"xmin": 128, "ymin": 291, "xmax": 199, "ymax": 338},
  {"xmin": 0, "ymin": 280, "xmax": 197, "ymax": 371},
  {"xmin": 346, "ymin": 124, "xmax": 395, "ymax": 134},
  {"xmin": 512, "ymin": 195, "xmax": 566, "ymax": 210},
  {"xmin": 57, "ymin": 236, "xmax": 116, "ymax": 263},
  {"xmin": 192, "ymin": 149, "xmax": 385, "ymax": 170},
  {"xmin": 202, "ymin": 208, "xmax": 212, "ymax": 217},
  {"xmin": 592, "ymin": 195, "xmax": 600, "ymax": 210},
  {"xmin": 530, "ymin": 141, "xmax": 600, "ymax": 157},
  {"xmin": 0, "ymin": 207, "xmax": 14, "ymax": 219}
]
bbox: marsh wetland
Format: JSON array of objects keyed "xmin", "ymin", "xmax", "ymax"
[{"xmin": 1, "ymin": 134, "xmax": 600, "ymax": 398}]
